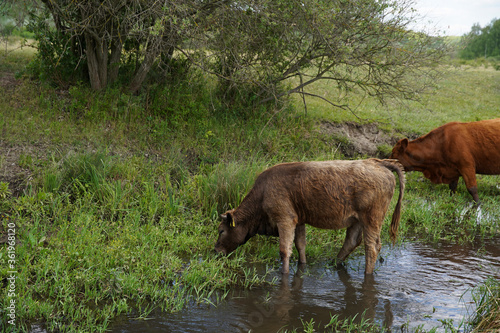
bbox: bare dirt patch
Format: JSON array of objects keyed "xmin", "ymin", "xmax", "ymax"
[
  {"xmin": 0, "ymin": 141, "xmax": 53, "ymax": 196},
  {"xmin": 0, "ymin": 71, "xmax": 20, "ymax": 89},
  {"xmin": 320, "ymin": 121, "xmax": 406, "ymax": 157}
]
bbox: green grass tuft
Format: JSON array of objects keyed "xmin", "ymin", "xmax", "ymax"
[{"xmin": 466, "ymin": 277, "xmax": 500, "ymax": 332}]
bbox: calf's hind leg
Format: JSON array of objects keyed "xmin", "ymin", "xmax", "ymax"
[
  {"xmin": 336, "ymin": 221, "xmax": 363, "ymax": 264},
  {"xmin": 363, "ymin": 214, "xmax": 384, "ymax": 274},
  {"xmin": 276, "ymin": 215, "xmax": 299, "ymax": 274},
  {"xmin": 363, "ymin": 229, "xmax": 382, "ymax": 275},
  {"xmin": 294, "ymin": 224, "xmax": 307, "ymax": 264},
  {"xmin": 278, "ymin": 227, "xmax": 295, "ymax": 274}
]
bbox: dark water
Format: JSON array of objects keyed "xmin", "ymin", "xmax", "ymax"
[{"xmin": 110, "ymin": 238, "xmax": 500, "ymax": 333}]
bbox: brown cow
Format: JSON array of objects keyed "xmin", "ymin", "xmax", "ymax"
[
  {"xmin": 390, "ymin": 118, "xmax": 500, "ymax": 203},
  {"xmin": 214, "ymin": 159, "xmax": 405, "ymax": 275}
]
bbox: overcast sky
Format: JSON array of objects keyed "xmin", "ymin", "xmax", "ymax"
[{"xmin": 412, "ymin": 0, "xmax": 500, "ymax": 36}]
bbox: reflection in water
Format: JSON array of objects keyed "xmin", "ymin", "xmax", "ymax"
[
  {"xmin": 457, "ymin": 203, "xmax": 493, "ymax": 224},
  {"xmin": 110, "ymin": 238, "xmax": 500, "ymax": 333}
]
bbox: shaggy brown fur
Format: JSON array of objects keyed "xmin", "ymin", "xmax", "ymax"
[
  {"xmin": 390, "ymin": 118, "xmax": 500, "ymax": 202},
  {"xmin": 214, "ymin": 158, "xmax": 405, "ymax": 275}
]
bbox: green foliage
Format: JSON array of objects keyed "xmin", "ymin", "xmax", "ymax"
[
  {"xmin": 460, "ymin": 19, "xmax": 500, "ymax": 60},
  {"xmin": 0, "ymin": 182, "xmax": 11, "ymax": 212},
  {"xmin": 146, "ymin": 72, "xmax": 213, "ymax": 124},
  {"xmin": 0, "ymin": 150, "xmax": 276, "ymax": 332},
  {"xmin": 398, "ymin": 172, "xmax": 500, "ymax": 243},
  {"xmin": 206, "ymin": 0, "xmax": 447, "ymax": 107},
  {"xmin": 25, "ymin": 10, "xmax": 86, "ymax": 87},
  {"xmin": 299, "ymin": 65, "xmax": 500, "ymax": 136},
  {"xmin": 0, "ymin": 182, "xmax": 11, "ymax": 200},
  {"xmin": 20, "ymin": 0, "xmax": 447, "ymax": 113},
  {"xmin": 0, "ymin": 1, "xmax": 33, "ymax": 38}
]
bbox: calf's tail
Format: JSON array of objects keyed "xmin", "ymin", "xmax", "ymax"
[{"xmin": 378, "ymin": 159, "xmax": 405, "ymax": 245}]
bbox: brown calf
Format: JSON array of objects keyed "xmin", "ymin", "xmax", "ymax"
[{"xmin": 214, "ymin": 159, "xmax": 405, "ymax": 274}]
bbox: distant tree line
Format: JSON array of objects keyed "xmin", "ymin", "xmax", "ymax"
[
  {"xmin": 2, "ymin": 0, "xmax": 447, "ymax": 111},
  {"xmin": 460, "ymin": 18, "xmax": 500, "ymax": 60}
]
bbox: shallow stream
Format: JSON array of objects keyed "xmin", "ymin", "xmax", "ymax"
[{"xmin": 110, "ymin": 237, "xmax": 500, "ymax": 333}]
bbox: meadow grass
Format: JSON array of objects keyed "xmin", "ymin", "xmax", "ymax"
[
  {"xmin": 294, "ymin": 65, "xmax": 500, "ymax": 135},
  {"xmin": 0, "ymin": 38, "xmax": 36, "ymax": 73},
  {"xmin": 0, "ymin": 45, "xmax": 499, "ymax": 332}
]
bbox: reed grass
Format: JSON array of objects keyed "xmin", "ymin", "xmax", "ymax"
[{"xmin": 467, "ymin": 278, "xmax": 500, "ymax": 332}]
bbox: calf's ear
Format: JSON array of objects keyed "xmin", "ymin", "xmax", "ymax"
[{"xmin": 220, "ymin": 212, "xmax": 236, "ymax": 227}]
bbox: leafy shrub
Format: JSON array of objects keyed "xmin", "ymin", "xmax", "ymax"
[{"xmin": 25, "ymin": 10, "xmax": 86, "ymax": 87}]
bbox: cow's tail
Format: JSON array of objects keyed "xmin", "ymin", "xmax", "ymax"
[{"xmin": 378, "ymin": 159, "xmax": 405, "ymax": 245}]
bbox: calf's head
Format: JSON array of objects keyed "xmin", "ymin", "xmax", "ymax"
[{"xmin": 214, "ymin": 210, "xmax": 249, "ymax": 255}]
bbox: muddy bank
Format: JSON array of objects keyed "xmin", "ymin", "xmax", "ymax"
[{"xmin": 319, "ymin": 121, "xmax": 414, "ymax": 158}]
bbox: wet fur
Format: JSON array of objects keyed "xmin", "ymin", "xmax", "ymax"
[{"xmin": 215, "ymin": 158, "xmax": 405, "ymax": 275}]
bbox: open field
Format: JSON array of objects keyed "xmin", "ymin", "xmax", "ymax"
[
  {"xmin": 293, "ymin": 65, "xmax": 500, "ymax": 134},
  {"xmin": 0, "ymin": 44, "xmax": 499, "ymax": 332}
]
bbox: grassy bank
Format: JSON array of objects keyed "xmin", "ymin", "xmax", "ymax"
[{"xmin": 0, "ymin": 44, "xmax": 499, "ymax": 332}]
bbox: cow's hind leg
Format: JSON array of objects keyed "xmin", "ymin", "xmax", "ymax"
[
  {"xmin": 467, "ymin": 186, "xmax": 480, "ymax": 204},
  {"xmin": 336, "ymin": 220, "xmax": 363, "ymax": 265},
  {"xmin": 363, "ymin": 231, "xmax": 382, "ymax": 274}
]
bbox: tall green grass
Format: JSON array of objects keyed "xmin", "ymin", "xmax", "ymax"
[
  {"xmin": 1, "ymin": 151, "xmax": 278, "ymax": 332},
  {"xmin": 0, "ymin": 37, "xmax": 36, "ymax": 72},
  {"xmin": 3, "ymin": 151, "xmax": 497, "ymax": 331},
  {"xmin": 195, "ymin": 159, "xmax": 270, "ymax": 218},
  {"xmin": 398, "ymin": 173, "xmax": 500, "ymax": 243}
]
